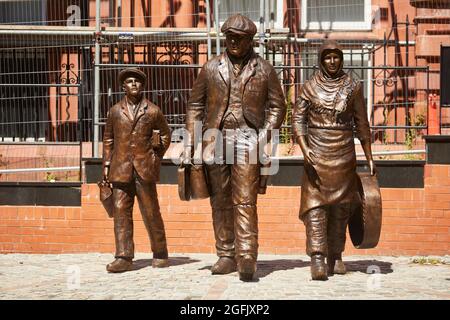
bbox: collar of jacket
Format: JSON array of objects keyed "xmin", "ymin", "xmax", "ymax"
[
  {"xmin": 119, "ymin": 97, "xmax": 149, "ymax": 122},
  {"xmin": 218, "ymin": 50, "xmax": 258, "ymax": 89}
]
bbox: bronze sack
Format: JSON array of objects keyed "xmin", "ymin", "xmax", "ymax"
[{"xmin": 349, "ymin": 172, "xmax": 382, "ymax": 249}]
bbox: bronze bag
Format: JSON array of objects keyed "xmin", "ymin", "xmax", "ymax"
[
  {"xmin": 349, "ymin": 172, "xmax": 382, "ymax": 249},
  {"xmin": 258, "ymin": 160, "xmax": 271, "ymax": 195},
  {"xmin": 98, "ymin": 180, "xmax": 114, "ymax": 218},
  {"xmin": 178, "ymin": 164, "xmax": 190, "ymax": 201},
  {"xmin": 178, "ymin": 163, "xmax": 209, "ymax": 201}
]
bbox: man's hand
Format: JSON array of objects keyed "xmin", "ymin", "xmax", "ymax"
[
  {"xmin": 103, "ymin": 166, "xmax": 110, "ymax": 182},
  {"xmin": 369, "ymin": 159, "xmax": 376, "ymax": 176},
  {"xmin": 180, "ymin": 149, "xmax": 192, "ymax": 166}
]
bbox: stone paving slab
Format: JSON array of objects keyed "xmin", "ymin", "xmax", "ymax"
[{"xmin": 0, "ymin": 253, "xmax": 449, "ymax": 300}]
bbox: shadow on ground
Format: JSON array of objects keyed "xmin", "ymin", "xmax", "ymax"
[
  {"xmin": 256, "ymin": 259, "xmax": 310, "ymax": 279},
  {"xmin": 196, "ymin": 258, "xmax": 393, "ymax": 281},
  {"xmin": 198, "ymin": 259, "xmax": 308, "ymax": 282},
  {"xmin": 256, "ymin": 258, "xmax": 393, "ymax": 279},
  {"xmin": 344, "ymin": 260, "xmax": 393, "ymax": 274},
  {"xmin": 132, "ymin": 257, "xmax": 201, "ymax": 271}
]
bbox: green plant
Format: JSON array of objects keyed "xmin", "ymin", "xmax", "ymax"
[
  {"xmin": 383, "ymin": 131, "xmax": 389, "ymax": 144},
  {"xmin": 401, "ymin": 113, "xmax": 426, "ymax": 160},
  {"xmin": 280, "ymin": 87, "xmax": 293, "ymax": 144},
  {"xmin": 405, "ymin": 113, "xmax": 426, "ymax": 150},
  {"xmin": 42, "ymin": 157, "xmax": 57, "ymax": 182},
  {"xmin": 411, "ymin": 257, "xmax": 447, "ymax": 265},
  {"xmin": 0, "ymin": 154, "xmax": 7, "ymax": 167},
  {"xmin": 45, "ymin": 171, "xmax": 57, "ymax": 182}
]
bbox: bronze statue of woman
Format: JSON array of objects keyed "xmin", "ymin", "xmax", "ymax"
[{"xmin": 292, "ymin": 40, "xmax": 376, "ymax": 280}]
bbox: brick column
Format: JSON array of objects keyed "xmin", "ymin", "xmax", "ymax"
[
  {"xmin": 423, "ymin": 164, "xmax": 450, "ymax": 254},
  {"xmin": 422, "ymin": 135, "xmax": 450, "ymax": 255}
]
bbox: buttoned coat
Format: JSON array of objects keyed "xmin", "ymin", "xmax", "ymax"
[
  {"xmin": 103, "ymin": 97, "xmax": 171, "ymax": 183},
  {"xmin": 186, "ymin": 51, "xmax": 286, "ymax": 153}
]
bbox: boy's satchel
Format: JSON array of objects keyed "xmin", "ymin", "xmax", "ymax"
[
  {"xmin": 98, "ymin": 180, "xmax": 114, "ymax": 218},
  {"xmin": 348, "ymin": 172, "xmax": 382, "ymax": 249}
]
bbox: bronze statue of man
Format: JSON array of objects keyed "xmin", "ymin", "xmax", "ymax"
[
  {"xmin": 292, "ymin": 40, "xmax": 376, "ymax": 280},
  {"xmin": 186, "ymin": 14, "xmax": 286, "ymax": 281},
  {"xmin": 102, "ymin": 67, "xmax": 171, "ymax": 272}
]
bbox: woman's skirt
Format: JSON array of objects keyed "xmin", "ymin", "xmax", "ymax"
[{"xmin": 299, "ymin": 127, "xmax": 358, "ymax": 218}]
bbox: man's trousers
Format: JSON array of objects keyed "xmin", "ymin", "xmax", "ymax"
[
  {"xmin": 112, "ymin": 174, "xmax": 168, "ymax": 259},
  {"xmin": 206, "ymin": 162, "xmax": 260, "ymax": 260}
]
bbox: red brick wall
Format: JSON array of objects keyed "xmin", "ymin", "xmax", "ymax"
[{"xmin": 1, "ymin": 165, "xmax": 449, "ymax": 256}]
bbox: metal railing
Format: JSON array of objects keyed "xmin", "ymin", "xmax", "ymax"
[{"xmin": 0, "ymin": 0, "xmax": 446, "ymax": 182}]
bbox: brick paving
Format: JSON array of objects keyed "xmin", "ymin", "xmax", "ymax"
[{"xmin": 0, "ymin": 253, "xmax": 449, "ymax": 300}]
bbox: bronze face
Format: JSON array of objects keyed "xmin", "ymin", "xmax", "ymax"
[
  {"xmin": 322, "ymin": 51, "xmax": 342, "ymax": 77},
  {"xmin": 225, "ymin": 33, "xmax": 253, "ymax": 59},
  {"xmin": 122, "ymin": 76, "xmax": 144, "ymax": 102}
]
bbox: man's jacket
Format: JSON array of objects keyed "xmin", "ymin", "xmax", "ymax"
[
  {"xmin": 186, "ymin": 51, "xmax": 286, "ymax": 153},
  {"xmin": 103, "ymin": 97, "xmax": 171, "ymax": 183}
]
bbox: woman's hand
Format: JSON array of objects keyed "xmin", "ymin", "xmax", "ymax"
[
  {"xmin": 303, "ymin": 146, "xmax": 317, "ymax": 165},
  {"xmin": 296, "ymin": 135, "xmax": 317, "ymax": 165},
  {"xmin": 360, "ymin": 138, "xmax": 376, "ymax": 176}
]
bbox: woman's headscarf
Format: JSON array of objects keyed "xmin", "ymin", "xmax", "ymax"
[
  {"xmin": 300, "ymin": 40, "xmax": 356, "ymax": 114},
  {"xmin": 318, "ymin": 40, "xmax": 344, "ymax": 78}
]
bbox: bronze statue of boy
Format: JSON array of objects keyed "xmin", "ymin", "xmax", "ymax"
[{"xmin": 102, "ymin": 68, "xmax": 171, "ymax": 272}]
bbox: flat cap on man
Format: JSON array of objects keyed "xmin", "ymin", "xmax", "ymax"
[
  {"xmin": 221, "ymin": 14, "xmax": 257, "ymax": 37},
  {"xmin": 118, "ymin": 67, "xmax": 147, "ymax": 85}
]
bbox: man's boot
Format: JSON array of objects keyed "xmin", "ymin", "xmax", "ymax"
[
  {"xmin": 211, "ymin": 257, "xmax": 237, "ymax": 275},
  {"xmin": 237, "ymin": 254, "xmax": 257, "ymax": 281},
  {"xmin": 327, "ymin": 254, "xmax": 346, "ymax": 275},
  {"xmin": 311, "ymin": 253, "xmax": 328, "ymax": 280},
  {"xmin": 106, "ymin": 257, "xmax": 133, "ymax": 273},
  {"xmin": 152, "ymin": 259, "xmax": 169, "ymax": 268},
  {"xmin": 152, "ymin": 251, "xmax": 169, "ymax": 268}
]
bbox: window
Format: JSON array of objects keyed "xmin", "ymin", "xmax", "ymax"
[
  {"xmin": 343, "ymin": 49, "xmax": 369, "ymax": 98},
  {"xmin": 0, "ymin": 49, "xmax": 49, "ymax": 141},
  {"xmin": 301, "ymin": 0, "xmax": 372, "ymax": 31},
  {"xmin": 218, "ymin": 0, "xmax": 283, "ymax": 29},
  {"xmin": 0, "ymin": 0, "xmax": 47, "ymax": 26}
]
